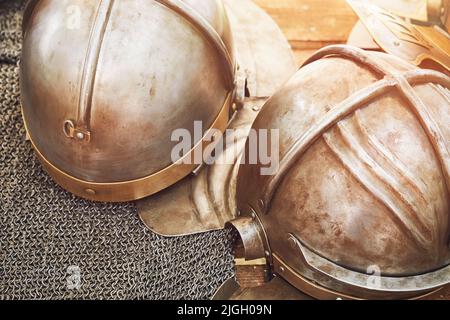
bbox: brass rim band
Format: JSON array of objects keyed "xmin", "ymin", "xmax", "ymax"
[
  {"xmin": 22, "ymin": 93, "xmax": 233, "ymax": 203},
  {"xmin": 272, "ymin": 254, "xmax": 361, "ymax": 300}
]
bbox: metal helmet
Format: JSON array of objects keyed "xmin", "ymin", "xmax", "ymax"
[
  {"xmin": 230, "ymin": 45, "xmax": 450, "ymax": 299},
  {"xmin": 347, "ymin": 0, "xmax": 450, "ymax": 73},
  {"xmin": 20, "ymin": 0, "xmax": 236, "ymax": 202}
]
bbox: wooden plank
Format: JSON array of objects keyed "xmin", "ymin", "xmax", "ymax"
[
  {"xmin": 253, "ymin": 0, "xmax": 358, "ymax": 42},
  {"xmin": 234, "ymin": 240, "xmax": 269, "ymax": 288},
  {"xmin": 253, "ymin": 0, "xmax": 359, "ymax": 65}
]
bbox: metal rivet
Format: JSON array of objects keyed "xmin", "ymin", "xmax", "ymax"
[
  {"xmin": 251, "ymin": 212, "xmax": 256, "ymax": 219},
  {"xmin": 76, "ymin": 132, "xmax": 85, "ymax": 140},
  {"xmin": 252, "ymin": 106, "xmax": 260, "ymax": 112},
  {"xmin": 265, "ymin": 250, "xmax": 270, "ymax": 257},
  {"xmin": 85, "ymin": 189, "xmax": 96, "ymax": 196},
  {"xmin": 280, "ymin": 266, "xmax": 285, "ymax": 272}
]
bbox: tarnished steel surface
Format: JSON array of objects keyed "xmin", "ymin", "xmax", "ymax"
[
  {"xmin": 235, "ymin": 45, "xmax": 450, "ymax": 299},
  {"xmin": 137, "ymin": 0, "xmax": 297, "ymax": 236},
  {"xmin": 20, "ymin": 0, "xmax": 235, "ymax": 202},
  {"xmin": 212, "ymin": 276, "xmax": 312, "ymax": 300},
  {"xmin": 347, "ymin": 0, "xmax": 450, "ymax": 72}
]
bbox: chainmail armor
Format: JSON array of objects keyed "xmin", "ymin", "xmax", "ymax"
[{"xmin": 0, "ymin": 0, "xmax": 234, "ymax": 300}]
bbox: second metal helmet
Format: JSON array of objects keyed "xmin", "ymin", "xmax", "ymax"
[
  {"xmin": 20, "ymin": 0, "xmax": 236, "ymax": 202},
  {"xmin": 232, "ymin": 45, "xmax": 450, "ymax": 300}
]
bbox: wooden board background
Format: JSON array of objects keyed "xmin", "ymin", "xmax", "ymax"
[{"xmin": 253, "ymin": 0, "xmax": 359, "ymax": 66}]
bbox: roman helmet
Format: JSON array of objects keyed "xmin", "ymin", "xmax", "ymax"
[
  {"xmin": 225, "ymin": 45, "xmax": 450, "ymax": 300},
  {"xmin": 347, "ymin": 0, "xmax": 450, "ymax": 73},
  {"xmin": 20, "ymin": 0, "xmax": 236, "ymax": 202}
]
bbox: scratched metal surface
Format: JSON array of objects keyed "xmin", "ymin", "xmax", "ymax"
[{"xmin": 0, "ymin": 0, "xmax": 234, "ymax": 300}]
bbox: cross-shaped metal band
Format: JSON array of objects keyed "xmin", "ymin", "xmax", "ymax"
[{"xmin": 261, "ymin": 45, "xmax": 450, "ymax": 224}]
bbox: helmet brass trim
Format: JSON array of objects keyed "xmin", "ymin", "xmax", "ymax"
[{"xmin": 21, "ymin": 92, "xmax": 233, "ymax": 203}]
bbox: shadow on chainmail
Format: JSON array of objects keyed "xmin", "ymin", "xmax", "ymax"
[{"xmin": 0, "ymin": 0, "xmax": 235, "ymax": 300}]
